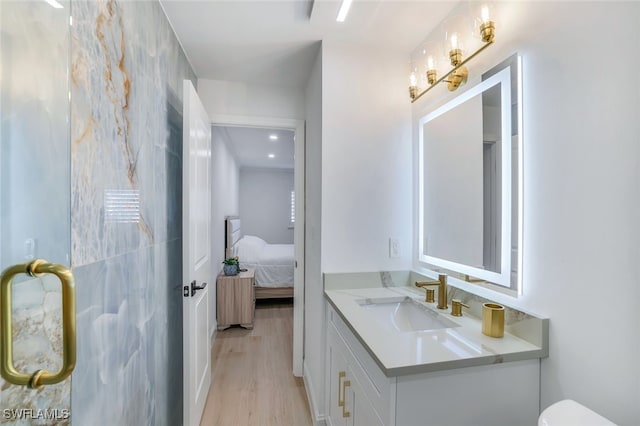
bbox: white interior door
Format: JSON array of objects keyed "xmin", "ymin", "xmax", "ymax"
[
  {"xmin": 183, "ymin": 80, "xmax": 212, "ymax": 426},
  {"xmin": 293, "ymin": 120, "xmax": 305, "ymax": 376}
]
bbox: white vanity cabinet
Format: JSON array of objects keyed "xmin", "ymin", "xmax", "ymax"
[
  {"xmin": 325, "ymin": 303, "xmax": 541, "ymax": 426},
  {"xmin": 327, "ymin": 320, "xmax": 388, "ymax": 426},
  {"xmin": 327, "ymin": 325, "xmax": 350, "ymax": 426}
]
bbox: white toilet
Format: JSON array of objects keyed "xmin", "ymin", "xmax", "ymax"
[{"xmin": 538, "ymin": 399, "xmax": 617, "ymax": 426}]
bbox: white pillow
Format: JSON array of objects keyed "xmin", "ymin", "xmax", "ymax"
[
  {"xmin": 236, "ymin": 235, "xmax": 266, "ymax": 263},
  {"xmin": 242, "ymin": 235, "xmax": 267, "ymax": 246}
]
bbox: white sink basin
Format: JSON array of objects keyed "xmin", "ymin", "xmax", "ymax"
[{"xmin": 356, "ymin": 297, "xmax": 459, "ymax": 332}]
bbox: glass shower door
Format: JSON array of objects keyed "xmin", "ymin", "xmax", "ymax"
[{"xmin": 0, "ymin": 1, "xmax": 71, "ymax": 424}]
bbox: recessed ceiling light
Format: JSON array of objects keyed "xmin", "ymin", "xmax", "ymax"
[
  {"xmin": 268, "ymin": 154, "xmax": 275, "ymax": 159},
  {"xmin": 336, "ymin": 0, "xmax": 353, "ymax": 22},
  {"xmin": 269, "ymin": 134, "xmax": 278, "ymax": 141}
]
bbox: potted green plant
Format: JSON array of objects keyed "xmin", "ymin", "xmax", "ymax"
[{"xmin": 222, "ymin": 256, "xmax": 239, "ymax": 276}]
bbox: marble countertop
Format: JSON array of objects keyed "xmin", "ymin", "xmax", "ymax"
[{"xmin": 325, "ymin": 286, "xmax": 547, "ymax": 376}]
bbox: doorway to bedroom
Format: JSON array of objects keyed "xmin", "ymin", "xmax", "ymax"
[{"xmin": 210, "ymin": 118, "xmax": 305, "ymax": 383}]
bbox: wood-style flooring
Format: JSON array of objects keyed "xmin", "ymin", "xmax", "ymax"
[{"xmin": 200, "ymin": 300, "xmax": 312, "ymax": 426}]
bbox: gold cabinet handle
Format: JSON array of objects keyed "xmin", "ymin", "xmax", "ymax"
[
  {"xmin": 0, "ymin": 259, "xmax": 76, "ymax": 389},
  {"xmin": 342, "ymin": 380, "xmax": 351, "ymax": 418},
  {"xmin": 338, "ymin": 371, "xmax": 346, "ymax": 407}
]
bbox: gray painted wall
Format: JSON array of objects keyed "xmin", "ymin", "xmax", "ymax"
[{"xmin": 239, "ymin": 168, "xmax": 294, "ymax": 244}]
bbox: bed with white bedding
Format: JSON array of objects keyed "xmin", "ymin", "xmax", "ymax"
[{"xmin": 225, "ymin": 217, "xmax": 294, "ymax": 299}]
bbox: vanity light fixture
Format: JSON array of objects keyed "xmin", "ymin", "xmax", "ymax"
[
  {"xmin": 336, "ymin": 0, "xmax": 353, "ymax": 22},
  {"xmin": 409, "ymin": 70, "xmax": 418, "ymax": 101},
  {"xmin": 448, "ymin": 33, "xmax": 463, "ymax": 66},
  {"xmin": 444, "ymin": 32, "xmax": 469, "ymax": 91},
  {"xmin": 444, "ymin": 67, "xmax": 469, "ymax": 91},
  {"xmin": 409, "ymin": 3, "xmax": 496, "ymax": 102},
  {"xmin": 426, "ymin": 56, "xmax": 437, "ymax": 85},
  {"xmin": 479, "ymin": 5, "xmax": 495, "ymax": 43}
]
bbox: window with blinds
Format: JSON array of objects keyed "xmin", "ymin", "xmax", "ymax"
[{"xmin": 290, "ymin": 190, "xmax": 295, "ymax": 225}]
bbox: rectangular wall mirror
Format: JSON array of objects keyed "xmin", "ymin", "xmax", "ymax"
[{"xmin": 418, "ymin": 55, "xmax": 522, "ymax": 292}]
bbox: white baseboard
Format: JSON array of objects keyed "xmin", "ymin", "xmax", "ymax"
[
  {"xmin": 210, "ymin": 326, "xmax": 217, "ymax": 348},
  {"xmin": 303, "ymin": 360, "xmax": 327, "ymax": 426}
]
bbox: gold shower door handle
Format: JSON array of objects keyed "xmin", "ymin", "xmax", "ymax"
[{"xmin": 0, "ymin": 259, "xmax": 76, "ymax": 389}]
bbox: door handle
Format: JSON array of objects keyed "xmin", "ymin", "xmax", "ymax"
[
  {"xmin": 0, "ymin": 259, "xmax": 76, "ymax": 389},
  {"xmin": 190, "ymin": 280, "xmax": 207, "ymax": 297}
]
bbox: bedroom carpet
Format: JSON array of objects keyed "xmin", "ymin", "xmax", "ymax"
[{"xmin": 200, "ymin": 300, "xmax": 312, "ymax": 426}]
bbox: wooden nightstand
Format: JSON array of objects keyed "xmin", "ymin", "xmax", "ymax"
[{"xmin": 216, "ymin": 268, "xmax": 255, "ymax": 330}]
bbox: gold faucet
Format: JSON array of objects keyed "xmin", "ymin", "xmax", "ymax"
[{"xmin": 415, "ymin": 273, "xmax": 448, "ymax": 310}]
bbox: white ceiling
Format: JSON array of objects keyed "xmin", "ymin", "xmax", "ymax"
[
  {"xmin": 217, "ymin": 126, "xmax": 295, "ymax": 169},
  {"xmin": 160, "ymin": 0, "xmax": 458, "ymax": 88}
]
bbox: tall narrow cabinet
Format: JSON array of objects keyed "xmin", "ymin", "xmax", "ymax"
[{"xmin": 216, "ymin": 268, "xmax": 255, "ymax": 330}]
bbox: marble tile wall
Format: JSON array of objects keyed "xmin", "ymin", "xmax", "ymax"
[
  {"xmin": 71, "ymin": 0, "xmax": 193, "ymax": 266},
  {"xmin": 70, "ymin": 1, "xmax": 195, "ymax": 425}
]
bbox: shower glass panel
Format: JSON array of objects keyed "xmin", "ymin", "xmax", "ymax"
[{"xmin": 0, "ymin": 0, "xmax": 71, "ymax": 422}]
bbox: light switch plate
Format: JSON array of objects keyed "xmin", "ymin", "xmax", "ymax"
[{"xmin": 389, "ymin": 238, "xmax": 400, "ymax": 258}]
